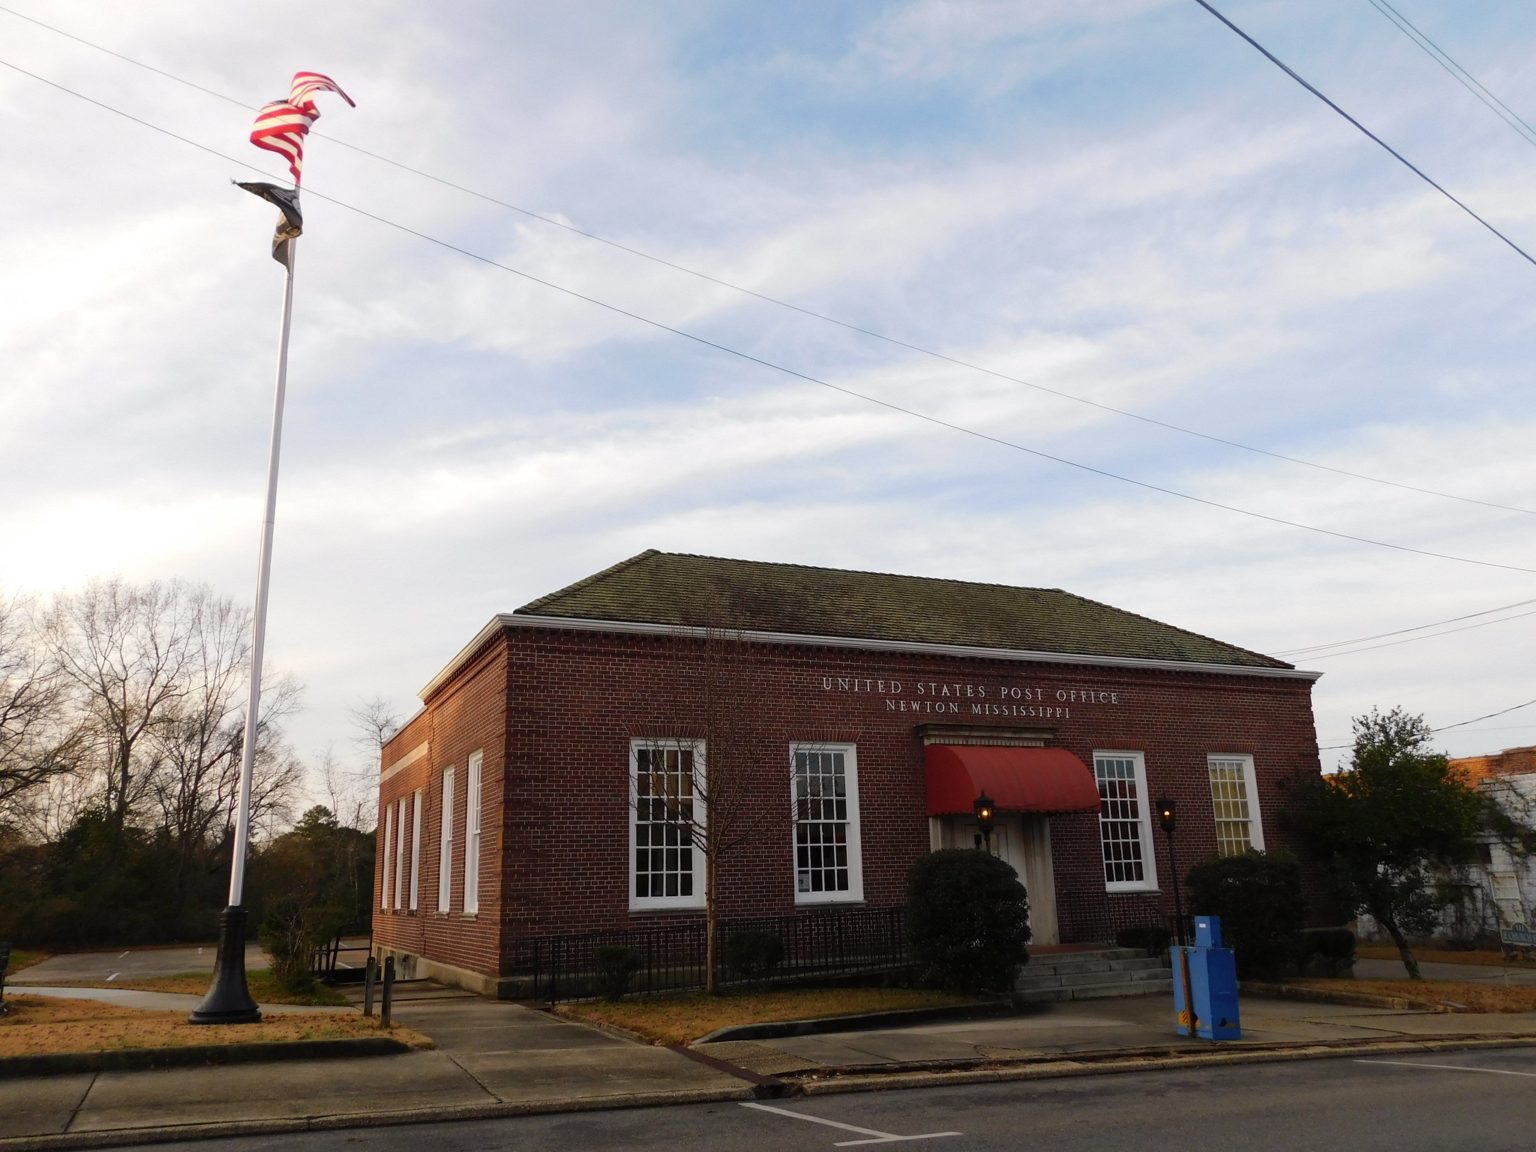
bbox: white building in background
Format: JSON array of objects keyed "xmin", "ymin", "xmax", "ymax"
[{"xmin": 1357, "ymin": 747, "xmax": 1536, "ymax": 945}]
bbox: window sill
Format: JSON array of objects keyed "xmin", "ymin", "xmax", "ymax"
[{"xmin": 795, "ymin": 896, "xmax": 867, "ymax": 908}]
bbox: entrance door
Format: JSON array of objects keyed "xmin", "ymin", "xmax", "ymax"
[{"xmin": 940, "ymin": 814, "xmax": 1059, "ymax": 946}]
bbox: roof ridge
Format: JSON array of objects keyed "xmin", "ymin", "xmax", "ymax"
[
  {"xmin": 648, "ymin": 550, "xmax": 1063, "ymax": 596},
  {"xmin": 515, "ymin": 549, "xmax": 660, "ymax": 615}
]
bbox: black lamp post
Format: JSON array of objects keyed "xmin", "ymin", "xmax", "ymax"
[
  {"xmin": 974, "ymin": 791, "xmax": 996, "ymax": 855},
  {"xmin": 1157, "ymin": 796, "xmax": 1185, "ymax": 947}
]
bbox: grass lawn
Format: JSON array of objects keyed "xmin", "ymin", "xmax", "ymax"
[
  {"xmin": 1356, "ymin": 945, "xmax": 1536, "ymax": 969},
  {"xmin": 0, "ymin": 994, "xmax": 430, "ymax": 1059},
  {"xmin": 5, "ymin": 950, "xmax": 48, "ymax": 975},
  {"xmin": 563, "ymin": 986, "xmax": 983, "ymax": 1046},
  {"xmin": 1289, "ymin": 978, "xmax": 1536, "ymax": 1013}
]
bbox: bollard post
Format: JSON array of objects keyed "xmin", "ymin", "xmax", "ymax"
[
  {"xmin": 362, "ymin": 955, "xmax": 376, "ymax": 1018},
  {"xmin": 381, "ymin": 955, "xmax": 395, "ymax": 1028}
]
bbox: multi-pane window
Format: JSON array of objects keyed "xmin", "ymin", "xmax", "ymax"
[
  {"xmin": 1208, "ymin": 754, "xmax": 1264, "ymax": 855},
  {"xmin": 1094, "ymin": 752, "xmax": 1157, "ymax": 891},
  {"xmin": 464, "ymin": 751, "xmax": 482, "ymax": 914},
  {"xmin": 630, "ymin": 739, "xmax": 706, "ymax": 910},
  {"xmin": 393, "ymin": 797, "xmax": 407, "ymax": 911},
  {"xmin": 408, "ymin": 790, "xmax": 422, "ymax": 911},
  {"xmin": 380, "ymin": 802, "xmax": 394, "ymax": 911},
  {"xmin": 438, "ymin": 767, "xmax": 454, "ymax": 913},
  {"xmin": 792, "ymin": 744, "xmax": 863, "ymax": 904}
]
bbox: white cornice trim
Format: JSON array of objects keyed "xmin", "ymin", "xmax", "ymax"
[{"xmin": 419, "ymin": 612, "xmax": 1321, "ymax": 699}]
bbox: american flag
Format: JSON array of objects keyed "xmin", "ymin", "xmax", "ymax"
[{"xmin": 250, "ymin": 72, "xmax": 355, "ymax": 186}]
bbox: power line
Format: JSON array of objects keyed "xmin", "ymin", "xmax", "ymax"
[
  {"xmin": 1367, "ymin": 0, "xmax": 1536, "ymax": 150},
  {"xmin": 1274, "ymin": 594, "xmax": 1536, "ymax": 656},
  {"xmin": 1320, "ymin": 696, "xmax": 1536, "ymax": 750},
  {"xmin": 1193, "ymin": 0, "xmax": 1536, "ymax": 272},
  {"xmin": 3, "ymin": 3, "xmax": 1533, "ymax": 519},
  {"xmin": 7, "ymin": 53, "xmax": 1536, "ymax": 581},
  {"xmin": 1288, "ymin": 605, "xmax": 1536, "ymax": 661}
]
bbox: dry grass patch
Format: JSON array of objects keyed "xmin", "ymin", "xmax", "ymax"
[
  {"xmin": 0, "ymin": 995, "xmax": 429, "ymax": 1058},
  {"xmin": 1356, "ymin": 945, "xmax": 1536, "ymax": 969},
  {"xmin": 1291, "ymin": 978, "xmax": 1536, "ymax": 1013},
  {"xmin": 565, "ymin": 986, "xmax": 982, "ymax": 1046}
]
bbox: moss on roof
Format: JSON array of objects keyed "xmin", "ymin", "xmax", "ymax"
[{"xmin": 515, "ymin": 550, "xmax": 1290, "ymax": 670}]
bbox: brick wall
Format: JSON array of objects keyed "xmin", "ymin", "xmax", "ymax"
[{"xmin": 379, "ymin": 622, "xmax": 1324, "ymax": 981}]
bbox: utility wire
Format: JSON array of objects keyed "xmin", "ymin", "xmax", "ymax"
[
  {"xmin": 3, "ymin": 2, "xmax": 1532, "ymax": 518},
  {"xmin": 1320, "ymin": 696, "xmax": 1536, "ymax": 750},
  {"xmin": 7, "ymin": 53, "xmax": 1536, "ymax": 582},
  {"xmin": 1367, "ymin": 0, "xmax": 1536, "ymax": 150},
  {"xmin": 1274, "ymin": 594, "xmax": 1536, "ymax": 656},
  {"xmin": 1193, "ymin": 0, "xmax": 1536, "ymax": 272},
  {"xmin": 1288, "ymin": 605, "xmax": 1536, "ymax": 661}
]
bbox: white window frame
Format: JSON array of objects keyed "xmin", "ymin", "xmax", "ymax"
[
  {"xmin": 408, "ymin": 789, "xmax": 422, "ymax": 911},
  {"xmin": 380, "ymin": 800, "xmax": 394, "ymax": 911},
  {"xmin": 1208, "ymin": 753, "xmax": 1264, "ymax": 855},
  {"xmin": 464, "ymin": 750, "xmax": 482, "ymax": 914},
  {"xmin": 791, "ymin": 742, "xmax": 864, "ymax": 905},
  {"xmin": 629, "ymin": 738, "xmax": 707, "ymax": 911},
  {"xmin": 1093, "ymin": 750, "xmax": 1159, "ymax": 893},
  {"xmin": 393, "ymin": 796, "xmax": 407, "ymax": 910},
  {"xmin": 438, "ymin": 767, "xmax": 455, "ymax": 913}
]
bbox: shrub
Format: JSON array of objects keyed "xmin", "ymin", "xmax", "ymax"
[
  {"xmin": 906, "ymin": 849, "xmax": 1030, "ymax": 994},
  {"xmin": 1185, "ymin": 851, "xmax": 1306, "ymax": 978},
  {"xmin": 1298, "ymin": 927, "xmax": 1356, "ymax": 977},
  {"xmin": 593, "ymin": 944, "xmax": 643, "ymax": 1001},
  {"xmin": 1116, "ymin": 924, "xmax": 1172, "ymax": 957},
  {"xmin": 724, "ymin": 930, "xmax": 784, "ymax": 986}
]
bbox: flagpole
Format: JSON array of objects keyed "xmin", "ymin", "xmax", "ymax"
[{"xmin": 191, "ymin": 238, "xmax": 298, "ymax": 1024}]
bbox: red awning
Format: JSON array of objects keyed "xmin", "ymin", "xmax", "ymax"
[{"xmin": 924, "ymin": 745, "xmax": 1100, "ymax": 816}]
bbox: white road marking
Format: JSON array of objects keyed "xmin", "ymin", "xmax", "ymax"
[
  {"xmin": 740, "ymin": 1101, "xmax": 961, "ymax": 1146},
  {"xmin": 105, "ymin": 972, "xmax": 118, "ymax": 982},
  {"xmin": 1356, "ymin": 1059, "xmax": 1536, "ymax": 1078},
  {"xmin": 117, "ymin": 951, "xmax": 129, "ymax": 959}
]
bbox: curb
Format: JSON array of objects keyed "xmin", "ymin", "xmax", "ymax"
[
  {"xmin": 0, "ymin": 1085, "xmax": 755, "ymax": 1152},
  {"xmin": 790, "ymin": 1033, "xmax": 1536, "ymax": 1096},
  {"xmin": 0, "ymin": 1037, "xmax": 415, "ymax": 1080}
]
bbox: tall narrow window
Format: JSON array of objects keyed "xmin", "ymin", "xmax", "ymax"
[
  {"xmin": 438, "ymin": 767, "xmax": 455, "ymax": 913},
  {"xmin": 408, "ymin": 790, "xmax": 422, "ymax": 911},
  {"xmin": 629, "ymin": 739, "xmax": 706, "ymax": 910},
  {"xmin": 380, "ymin": 801, "xmax": 394, "ymax": 911},
  {"xmin": 1093, "ymin": 752, "xmax": 1158, "ymax": 892},
  {"xmin": 792, "ymin": 744, "xmax": 863, "ymax": 904},
  {"xmin": 393, "ymin": 797, "xmax": 407, "ymax": 911},
  {"xmin": 464, "ymin": 750, "xmax": 482, "ymax": 914},
  {"xmin": 1208, "ymin": 754, "xmax": 1264, "ymax": 855}
]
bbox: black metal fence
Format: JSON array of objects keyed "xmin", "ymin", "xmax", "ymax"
[{"xmin": 518, "ymin": 906, "xmax": 909, "ymax": 1002}]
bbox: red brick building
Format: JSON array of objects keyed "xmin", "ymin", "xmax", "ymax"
[{"xmin": 373, "ymin": 550, "xmax": 1324, "ymax": 995}]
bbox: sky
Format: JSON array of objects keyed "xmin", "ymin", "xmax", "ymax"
[{"xmin": 2, "ymin": 0, "xmax": 1534, "ymax": 793}]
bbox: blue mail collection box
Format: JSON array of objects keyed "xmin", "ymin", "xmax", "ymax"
[{"xmin": 1171, "ymin": 914, "xmax": 1241, "ymax": 1041}]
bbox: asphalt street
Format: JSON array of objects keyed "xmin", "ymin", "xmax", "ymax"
[{"xmin": 111, "ymin": 1046, "xmax": 1536, "ymax": 1152}]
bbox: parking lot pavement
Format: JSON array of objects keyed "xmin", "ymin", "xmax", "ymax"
[{"xmin": 11, "ymin": 944, "xmax": 269, "ymax": 985}]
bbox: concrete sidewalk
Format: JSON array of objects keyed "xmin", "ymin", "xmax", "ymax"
[
  {"xmin": 4, "ymin": 967, "xmax": 1536, "ymax": 1149},
  {"xmin": 0, "ymin": 982, "xmax": 748, "ymax": 1148}
]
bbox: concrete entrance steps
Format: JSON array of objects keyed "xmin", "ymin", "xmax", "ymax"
[{"xmin": 1016, "ymin": 946, "xmax": 1171, "ymax": 1002}]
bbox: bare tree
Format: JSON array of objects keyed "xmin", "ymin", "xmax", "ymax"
[
  {"xmin": 345, "ymin": 694, "xmax": 400, "ymax": 829},
  {"xmin": 0, "ymin": 592, "xmax": 81, "ymax": 827},
  {"xmin": 46, "ymin": 579, "xmax": 195, "ymax": 836},
  {"xmin": 634, "ymin": 621, "xmax": 783, "ymax": 993}
]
